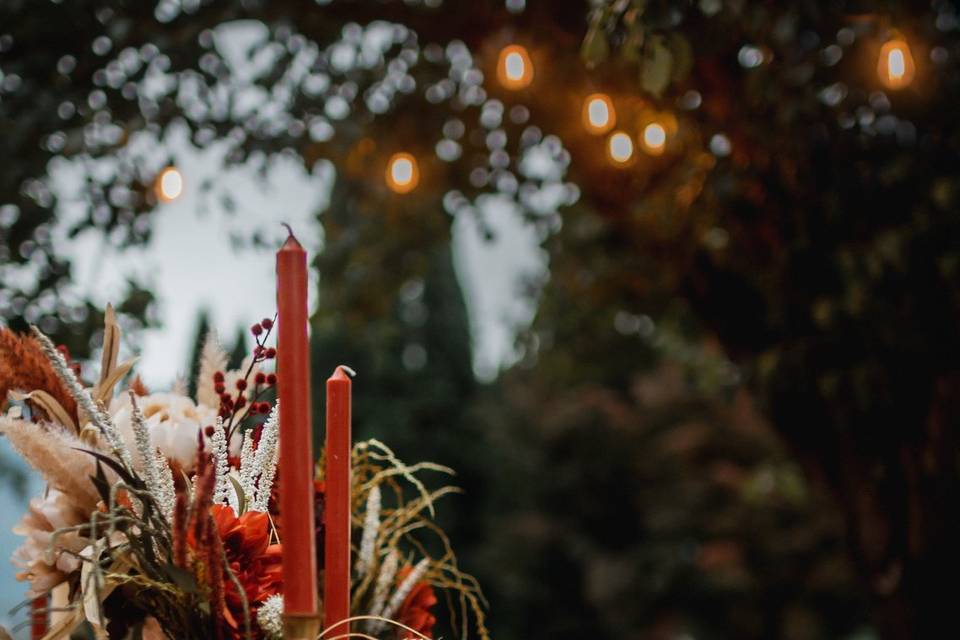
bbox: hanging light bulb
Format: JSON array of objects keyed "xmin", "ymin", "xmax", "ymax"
[
  {"xmin": 878, "ymin": 35, "xmax": 916, "ymax": 90},
  {"xmin": 582, "ymin": 93, "xmax": 616, "ymax": 135},
  {"xmin": 497, "ymin": 45, "xmax": 534, "ymax": 90},
  {"xmin": 386, "ymin": 152, "xmax": 419, "ymax": 194},
  {"xmin": 607, "ymin": 131, "xmax": 634, "ymax": 166},
  {"xmin": 155, "ymin": 166, "xmax": 183, "ymax": 202},
  {"xmin": 641, "ymin": 122, "xmax": 667, "ymax": 156}
]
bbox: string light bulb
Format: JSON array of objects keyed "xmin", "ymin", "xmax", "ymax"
[
  {"xmin": 607, "ymin": 131, "xmax": 634, "ymax": 166},
  {"xmin": 155, "ymin": 166, "xmax": 183, "ymax": 202},
  {"xmin": 641, "ymin": 122, "xmax": 667, "ymax": 156},
  {"xmin": 582, "ymin": 93, "xmax": 616, "ymax": 135},
  {"xmin": 878, "ymin": 35, "xmax": 916, "ymax": 90},
  {"xmin": 497, "ymin": 45, "xmax": 534, "ymax": 90},
  {"xmin": 386, "ymin": 152, "xmax": 419, "ymax": 194}
]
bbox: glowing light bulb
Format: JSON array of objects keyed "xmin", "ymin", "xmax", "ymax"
[
  {"xmin": 155, "ymin": 166, "xmax": 183, "ymax": 202},
  {"xmin": 582, "ymin": 93, "xmax": 615, "ymax": 135},
  {"xmin": 642, "ymin": 122, "xmax": 667, "ymax": 155},
  {"xmin": 497, "ymin": 45, "xmax": 533, "ymax": 90},
  {"xmin": 889, "ymin": 49, "xmax": 906, "ymax": 78},
  {"xmin": 878, "ymin": 37, "xmax": 915, "ymax": 90},
  {"xmin": 386, "ymin": 152, "xmax": 419, "ymax": 194},
  {"xmin": 607, "ymin": 131, "xmax": 634, "ymax": 165}
]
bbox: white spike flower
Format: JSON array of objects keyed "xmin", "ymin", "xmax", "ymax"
[
  {"xmin": 256, "ymin": 594, "xmax": 284, "ymax": 640},
  {"xmin": 356, "ymin": 485, "xmax": 381, "ymax": 578},
  {"xmin": 249, "ymin": 404, "xmax": 280, "ymax": 512},
  {"xmin": 210, "ymin": 418, "xmax": 231, "ymax": 507}
]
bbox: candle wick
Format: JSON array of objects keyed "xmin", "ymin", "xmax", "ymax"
[{"xmin": 281, "ymin": 222, "xmax": 295, "ymax": 238}]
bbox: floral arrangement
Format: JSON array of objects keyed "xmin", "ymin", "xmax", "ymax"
[{"xmin": 0, "ymin": 307, "xmax": 488, "ymax": 639}]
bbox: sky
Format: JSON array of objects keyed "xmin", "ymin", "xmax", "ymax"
[{"xmin": 46, "ymin": 126, "xmax": 545, "ymax": 387}]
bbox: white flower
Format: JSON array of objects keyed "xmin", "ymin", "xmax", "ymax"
[
  {"xmin": 109, "ymin": 393, "xmax": 238, "ymax": 472},
  {"xmin": 12, "ymin": 489, "xmax": 92, "ymax": 597},
  {"xmin": 256, "ymin": 594, "xmax": 284, "ymax": 640}
]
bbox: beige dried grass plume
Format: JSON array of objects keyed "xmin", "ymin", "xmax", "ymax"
[
  {"xmin": 197, "ymin": 330, "xmax": 228, "ymax": 408},
  {"xmin": 0, "ymin": 416, "xmax": 102, "ymax": 513}
]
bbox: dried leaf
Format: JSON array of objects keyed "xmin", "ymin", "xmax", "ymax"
[
  {"xmin": 20, "ymin": 390, "xmax": 77, "ymax": 433},
  {"xmin": 91, "ymin": 460, "xmax": 111, "ymax": 505},
  {"xmin": 95, "ymin": 304, "xmax": 120, "ymax": 400},
  {"xmin": 94, "ymin": 358, "xmax": 137, "ymax": 405},
  {"xmin": 80, "ymin": 541, "xmax": 108, "ymax": 635},
  {"xmin": 164, "ymin": 563, "xmax": 199, "ymax": 594},
  {"xmin": 229, "ymin": 475, "xmax": 247, "ymax": 514},
  {"xmin": 77, "ymin": 448, "xmax": 140, "ymax": 488},
  {"xmin": 39, "ymin": 608, "xmax": 84, "ymax": 640}
]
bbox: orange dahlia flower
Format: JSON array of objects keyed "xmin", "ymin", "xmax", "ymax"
[
  {"xmin": 396, "ymin": 565, "xmax": 438, "ymax": 639},
  {"xmin": 210, "ymin": 504, "xmax": 283, "ymax": 639}
]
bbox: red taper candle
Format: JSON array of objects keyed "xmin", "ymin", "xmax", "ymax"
[
  {"xmin": 276, "ymin": 229, "xmax": 319, "ymax": 634},
  {"xmin": 324, "ymin": 366, "xmax": 352, "ymax": 635},
  {"xmin": 30, "ymin": 595, "xmax": 47, "ymax": 640}
]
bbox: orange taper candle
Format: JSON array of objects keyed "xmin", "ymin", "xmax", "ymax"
[
  {"xmin": 276, "ymin": 228, "xmax": 318, "ymax": 633},
  {"xmin": 324, "ymin": 366, "xmax": 352, "ymax": 635}
]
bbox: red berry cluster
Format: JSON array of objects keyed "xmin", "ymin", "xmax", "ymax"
[
  {"xmin": 214, "ymin": 314, "xmax": 279, "ymax": 441},
  {"xmin": 250, "ymin": 317, "xmax": 274, "ymax": 336}
]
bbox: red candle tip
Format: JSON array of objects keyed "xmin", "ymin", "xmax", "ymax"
[
  {"xmin": 280, "ymin": 223, "xmax": 303, "ymax": 250},
  {"xmin": 329, "ymin": 365, "xmax": 355, "ymax": 381}
]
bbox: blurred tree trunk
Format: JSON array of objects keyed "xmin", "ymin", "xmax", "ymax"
[{"xmin": 772, "ymin": 367, "xmax": 960, "ymax": 639}]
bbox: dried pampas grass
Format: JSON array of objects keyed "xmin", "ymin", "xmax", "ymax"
[
  {"xmin": 196, "ymin": 331, "xmax": 227, "ymax": 409},
  {"xmin": 0, "ymin": 417, "xmax": 102, "ymax": 513}
]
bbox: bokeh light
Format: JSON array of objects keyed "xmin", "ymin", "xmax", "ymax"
[
  {"xmin": 582, "ymin": 93, "xmax": 615, "ymax": 135},
  {"xmin": 386, "ymin": 152, "xmax": 420, "ymax": 194},
  {"xmin": 155, "ymin": 166, "xmax": 184, "ymax": 202},
  {"xmin": 641, "ymin": 123, "xmax": 667, "ymax": 156},
  {"xmin": 497, "ymin": 45, "xmax": 533, "ymax": 90},
  {"xmin": 878, "ymin": 37, "xmax": 916, "ymax": 90},
  {"xmin": 607, "ymin": 131, "xmax": 634, "ymax": 165}
]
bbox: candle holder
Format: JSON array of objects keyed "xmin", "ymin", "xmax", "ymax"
[{"xmin": 284, "ymin": 613, "xmax": 321, "ymax": 640}]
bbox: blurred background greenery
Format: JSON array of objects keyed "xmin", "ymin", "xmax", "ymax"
[{"xmin": 4, "ymin": 0, "xmax": 960, "ymax": 638}]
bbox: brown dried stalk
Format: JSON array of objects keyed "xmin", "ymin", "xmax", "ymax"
[
  {"xmin": 173, "ymin": 491, "xmax": 189, "ymax": 568},
  {"xmin": 192, "ymin": 454, "xmax": 216, "ymax": 547},
  {"xmin": 205, "ymin": 521, "xmax": 226, "ymax": 640}
]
